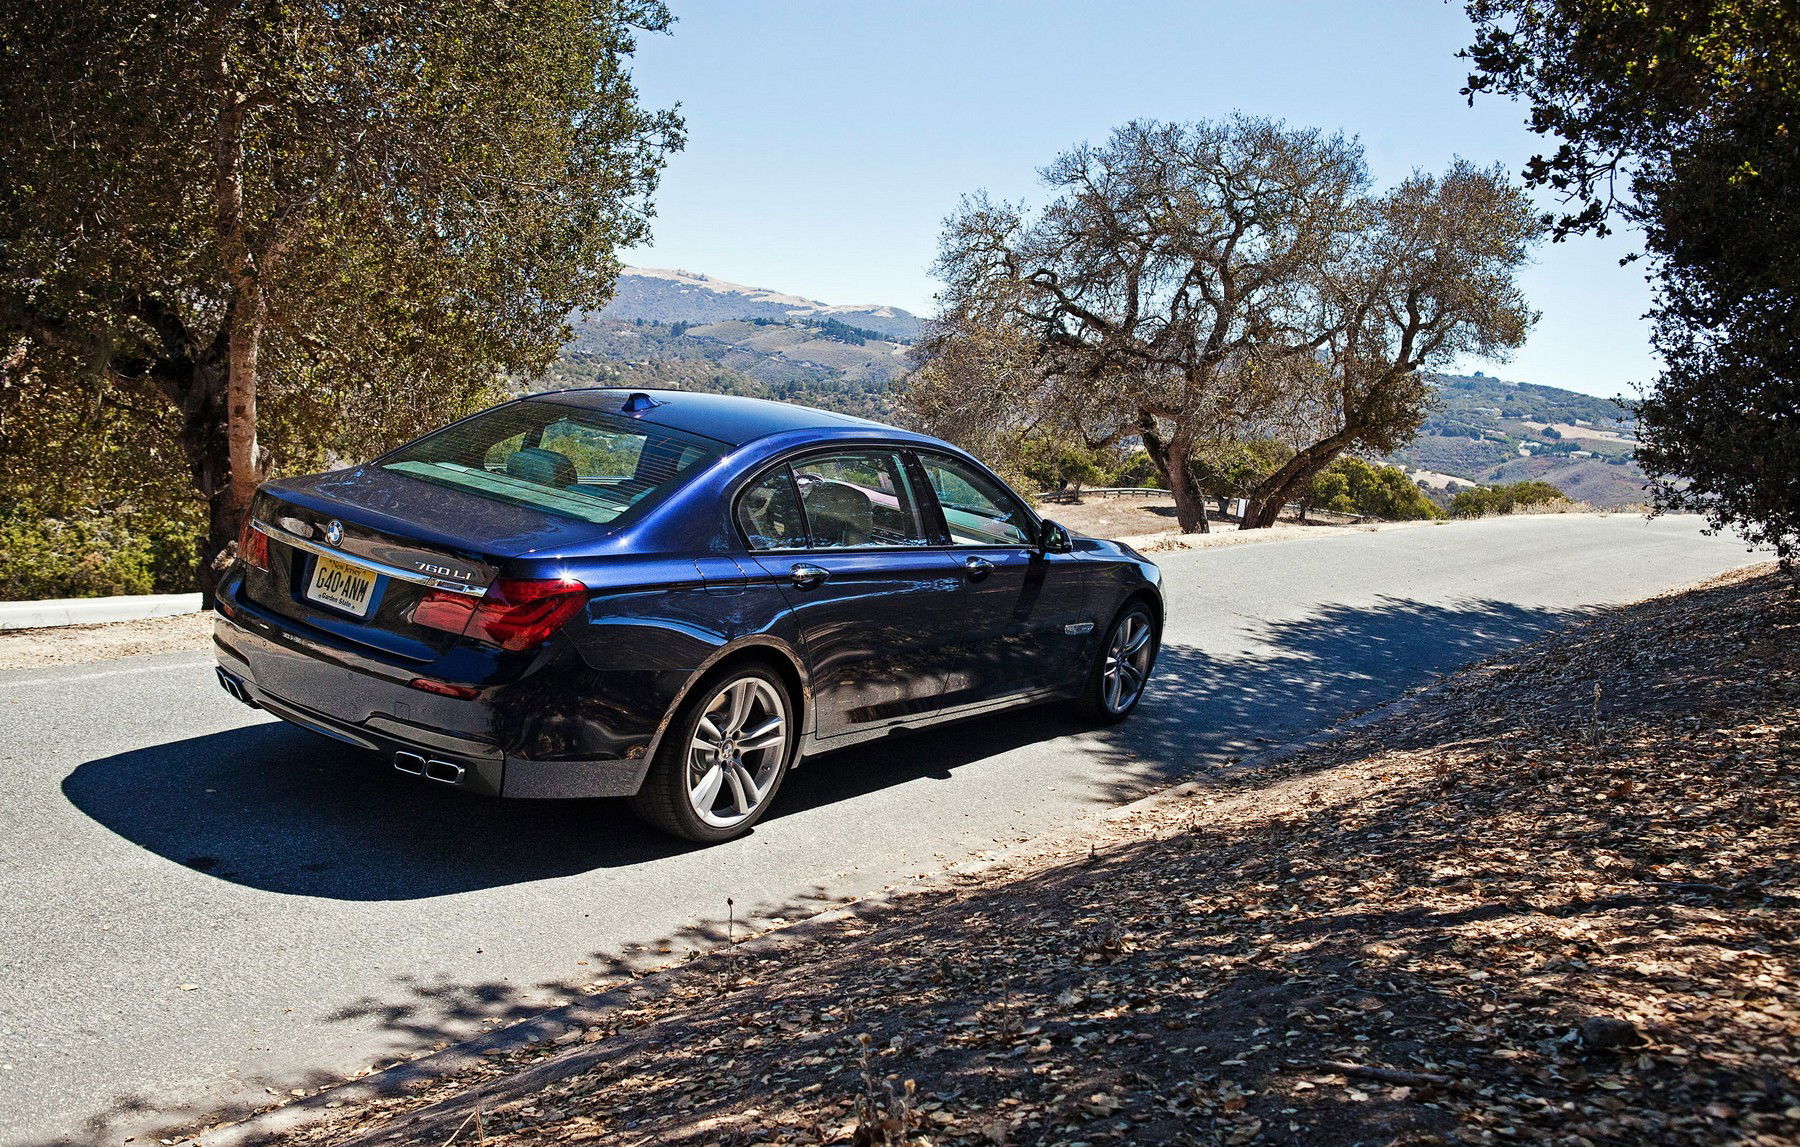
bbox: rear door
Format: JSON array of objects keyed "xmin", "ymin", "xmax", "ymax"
[
  {"xmin": 912, "ymin": 449, "xmax": 1097, "ymax": 697},
  {"xmin": 737, "ymin": 449, "xmax": 968, "ymax": 737}
]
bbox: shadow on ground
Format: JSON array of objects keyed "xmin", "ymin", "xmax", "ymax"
[
  {"xmin": 41, "ymin": 594, "xmax": 1596, "ymax": 1147},
  {"xmin": 63, "ymin": 594, "xmax": 1587, "ymax": 902}
]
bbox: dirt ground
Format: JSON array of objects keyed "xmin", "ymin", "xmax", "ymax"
[
  {"xmin": 235, "ymin": 563, "xmax": 1797, "ymax": 1147},
  {"xmin": 1047, "ymin": 494, "xmax": 1413, "ymax": 550},
  {"xmin": 1043, "ymin": 494, "xmax": 1193, "ymax": 539},
  {"xmin": 0, "ymin": 611, "xmax": 214, "ymax": 670}
]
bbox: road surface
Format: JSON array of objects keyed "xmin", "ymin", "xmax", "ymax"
[{"xmin": 0, "ymin": 514, "xmax": 1763, "ymax": 1145}]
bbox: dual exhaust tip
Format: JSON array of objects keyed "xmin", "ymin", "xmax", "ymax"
[
  {"xmin": 217, "ymin": 667, "xmax": 463, "ymax": 786},
  {"xmin": 215, "ymin": 667, "xmax": 259, "ymax": 708},
  {"xmin": 393, "ymin": 751, "xmax": 465, "ymax": 786}
]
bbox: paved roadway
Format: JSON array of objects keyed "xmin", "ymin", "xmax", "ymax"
[{"xmin": 0, "ymin": 514, "xmax": 1763, "ymax": 1145}]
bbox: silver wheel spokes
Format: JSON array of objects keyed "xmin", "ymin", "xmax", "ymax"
[
  {"xmin": 1102, "ymin": 614, "xmax": 1152, "ymax": 713},
  {"xmin": 687, "ymin": 677, "xmax": 788, "ymax": 828}
]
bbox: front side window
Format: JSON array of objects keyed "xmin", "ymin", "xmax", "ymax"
[
  {"xmin": 379, "ymin": 400, "xmax": 723, "ymax": 526},
  {"xmin": 789, "ymin": 450, "xmax": 933, "ymax": 549},
  {"xmin": 919, "ymin": 453, "xmax": 1033, "ymax": 545}
]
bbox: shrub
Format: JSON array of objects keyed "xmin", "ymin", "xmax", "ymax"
[
  {"xmin": 1450, "ymin": 479, "xmax": 1573, "ymax": 518},
  {"xmin": 0, "ymin": 505, "xmax": 202, "ymax": 599},
  {"xmin": 1303, "ymin": 457, "xmax": 1445, "ymax": 521}
]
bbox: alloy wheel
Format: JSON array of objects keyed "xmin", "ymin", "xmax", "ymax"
[
  {"xmin": 686, "ymin": 675, "xmax": 790, "ymax": 829},
  {"xmin": 1101, "ymin": 612, "xmax": 1154, "ymax": 714}
]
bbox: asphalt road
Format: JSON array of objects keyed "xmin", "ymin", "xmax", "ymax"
[{"xmin": 0, "ymin": 514, "xmax": 1763, "ymax": 1145}]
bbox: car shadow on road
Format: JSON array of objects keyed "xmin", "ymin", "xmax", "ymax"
[
  {"xmin": 39, "ymin": 594, "xmax": 1602, "ymax": 1147},
  {"xmin": 61, "ymin": 594, "xmax": 1591, "ymax": 903}
]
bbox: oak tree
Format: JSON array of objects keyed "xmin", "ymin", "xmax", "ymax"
[
  {"xmin": 1241, "ymin": 162, "xmax": 1538, "ymax": 527},
  {"xmin": 925, "ymin": 117, "xmax": 1369, "ymax": 533},
  {"xmin": 0, "ymin": 0, "xmax": 682, "ymax": 592},
  {"xmin": 1464, "ymin": 0, "xmax": 1800, "ymax": 575}
]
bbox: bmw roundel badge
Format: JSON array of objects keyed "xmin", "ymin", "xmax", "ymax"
[{"xmin": 325, "ymin": 519, "xmax": 344, "ymax": 547}]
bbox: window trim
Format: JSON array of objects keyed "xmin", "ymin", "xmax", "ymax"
[
  {"xmin": 731, "ymin": 445, "xmax": 949, "ymax": 554},
  {"xmin": 731, "ymin": 442, "xmax": 1047, "ymax": 556}
]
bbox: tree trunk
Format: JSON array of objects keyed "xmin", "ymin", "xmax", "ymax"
[
  {"xmin": 208, "ymin": 53, "xmax": 269, "ymax": 598},
  {"xmin": 1166, "ymin": 461, "xmax": 1210, "ymax": 534},
  {"xmin": 1136, "ymin": 412, "xmax": 1209, "ymax": 534},
  {"xmin": 1242, "ymin": 430, "xmax": 1357, "ymax": 529},
  {"xmin": 223, "ymin": 287, "xmax": 263, "ymax": 538}
]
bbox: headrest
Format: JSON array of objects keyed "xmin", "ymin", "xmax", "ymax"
[{"xmin": 506, "ymin": 447, "xmax": 577, "ymax": 488}]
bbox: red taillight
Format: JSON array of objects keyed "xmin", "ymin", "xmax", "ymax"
[
  {"xmin": 237, "ymin": 518, "xmax": 269, "ymax": 571},
  {"xmin": 413, "ymin": 588, "xmax": 478, "ymax": 634},
  {"xmin": 413, "ymin": 578, "xmax": 587, "ymax": 652}
]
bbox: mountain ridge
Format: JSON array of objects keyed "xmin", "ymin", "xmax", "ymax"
[{"xmin": 542, "ymin": 269, "xmax": 1653, "ymax": 508}]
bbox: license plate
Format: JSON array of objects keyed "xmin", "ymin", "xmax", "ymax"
[{"xmin": 306, "ymin": 554, "xmax": 378, "ymax": 618}]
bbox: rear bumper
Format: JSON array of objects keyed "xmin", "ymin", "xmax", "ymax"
[{"xmin": 213, "ymin": 609, "xmax": 654, "ymax": 799}]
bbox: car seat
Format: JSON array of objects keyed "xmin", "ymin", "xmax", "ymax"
[{"xmin": 802, "ymin": 481, "xmax": 874, "ymax": 547}]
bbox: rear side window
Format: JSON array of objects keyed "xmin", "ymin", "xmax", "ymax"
[
  {"xmin": 380, "ymin": 401, "xmax": 723, "ymax": 526},
  {"xmin": 737, "ymin": 469, "xmax": 809, "ymax": 551},
  {"xmin": 786, "ymin": 450, "xmax": 934, "ymax": 549},
  {"xmin": 919, "ymin": 453, "xmax": 1033, "ymax": 545}
]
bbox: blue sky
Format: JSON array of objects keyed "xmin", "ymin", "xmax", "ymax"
[{"xmin": 625, "ymin": 1, "xmax": 1654, "ymax": 400}]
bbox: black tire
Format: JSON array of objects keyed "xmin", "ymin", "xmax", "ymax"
[
  {"xmin": 1076, "ymin": 601, "xmax": 1159, "ymax": 723},
  {"xmin": 629, "ymin": 664, "xmax": 797, "ymax": 844}
]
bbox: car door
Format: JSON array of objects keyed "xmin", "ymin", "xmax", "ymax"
[
  {"xmin": 736, "ymin": 449, "xmax": 968, "ymax": 738},
  {"xmin": 911, "ymin": 449, "xmax": 1096, "ymax": 698}
]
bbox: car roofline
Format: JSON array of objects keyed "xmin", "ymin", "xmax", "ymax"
[{"xmin": 519, "ymin": 387, "xmax": 913, "ymax": 448}]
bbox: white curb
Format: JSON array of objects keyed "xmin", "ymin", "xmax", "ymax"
[{"xmin": 0, "ymin": 592, "xmax": 204, "ymax": 630}]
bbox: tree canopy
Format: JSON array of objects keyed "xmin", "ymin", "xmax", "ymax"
[
  {"xmin": 910, "ymin": 117, "xmax": 1538, "ymax": 532},
  {"xmin": 0, "ymin": 0, "xmax": 682, "ymax": 593},
  {"xmin": 1464, "ymin": 0, "xmax": 1799, "ymax": 576}
]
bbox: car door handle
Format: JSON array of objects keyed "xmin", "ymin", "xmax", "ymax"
[
  {"xmin": 964, "ymin": 556, "xmax": 994, "ymax": 581},
  {"xmin": 790, "ymin": 563, "xmax": 830, "ymax": 589}
]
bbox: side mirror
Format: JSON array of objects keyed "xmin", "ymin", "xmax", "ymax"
[{"xmin": 1037, "ymin": 519, "xmax": 1074, "ymax": 554}]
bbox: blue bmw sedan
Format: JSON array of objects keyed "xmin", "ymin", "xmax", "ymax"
[{"xmin": 213, "ymin": 389, "xmax": 1163, "ymax": 842}]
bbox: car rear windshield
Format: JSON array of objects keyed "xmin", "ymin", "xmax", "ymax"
[{"xmin": 377, "ymin": 399, "xmax": 726, "ymax": 527}]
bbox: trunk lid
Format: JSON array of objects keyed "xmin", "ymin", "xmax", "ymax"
[{"xmin": 237, "ymin": 465, "xmax": 600, "ymax": 662}]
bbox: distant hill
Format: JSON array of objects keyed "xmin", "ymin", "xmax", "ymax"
[
  {"xmin": 600, "ymin": 267, "xmax": 925, "ymax": 342},
  {"xmin": 537, "ymin": 273, "xmax": 1653, "ymax": 509},
  {"xmin": 1387, "ymin": 373, "xmax": 1653, "ymax": 509},
  {"xmin": 531, "ymin": 267, "xmax": 915, "ymax": 417}
]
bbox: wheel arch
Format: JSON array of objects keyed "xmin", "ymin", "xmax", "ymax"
[{"xmin": 640, "ymin": 637, "xmax": 810, "ymax": 774}]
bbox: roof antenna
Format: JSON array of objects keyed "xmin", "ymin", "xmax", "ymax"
[{"xmin": 621, "ymin": 391, "xmax": 663, "ymax": 413}]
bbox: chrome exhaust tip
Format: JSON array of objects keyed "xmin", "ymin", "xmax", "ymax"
[
  {"xmin": 215, "ymin": 667, "xmax": 258, "ymax": 708},
  {"xmin": 393, "ymin": 751, "xmax": 427, "ymax": 776},
  {"xmin": 423, "ymin": 759, "xmax": 465, "ymax": 785}
]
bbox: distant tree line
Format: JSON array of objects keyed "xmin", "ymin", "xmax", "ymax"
[
  {"xmin": 902, "ymin": 115, "xmax": 1541, "ymax": 533},
  {"xmin": 1450, "ymin": 479, "xmax": 1572, "ymax": 518}
]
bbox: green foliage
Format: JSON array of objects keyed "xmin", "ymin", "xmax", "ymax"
[
  {"xmin": 1450, "ymin": 479, "xmax": 1573, "ymax": 518},
  {"xmin": 1109, "ymin": 448, "xmax": 1163, "ymax": 490},
  {"xmin": 1303, "ymin": 457, "xmax": 1446, "ymax": 521},
  {"xmin": 0, "ymin": 502, "xmax": 203, "ymax": 598},
  {"xmin": 1017, "ymin": 440, "xmax": 1103, "ymax": 491},
  {"xmin": 1464, "ymin": 0, "xmax": 1800, "ymax": 573},
  {"xmin": 0, "ymin": 0, "xmax": 682, "ymax": 592},
  {"xmin": 1188, "ymin": 440, "xmax": 1293, "ymax": 503}
]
